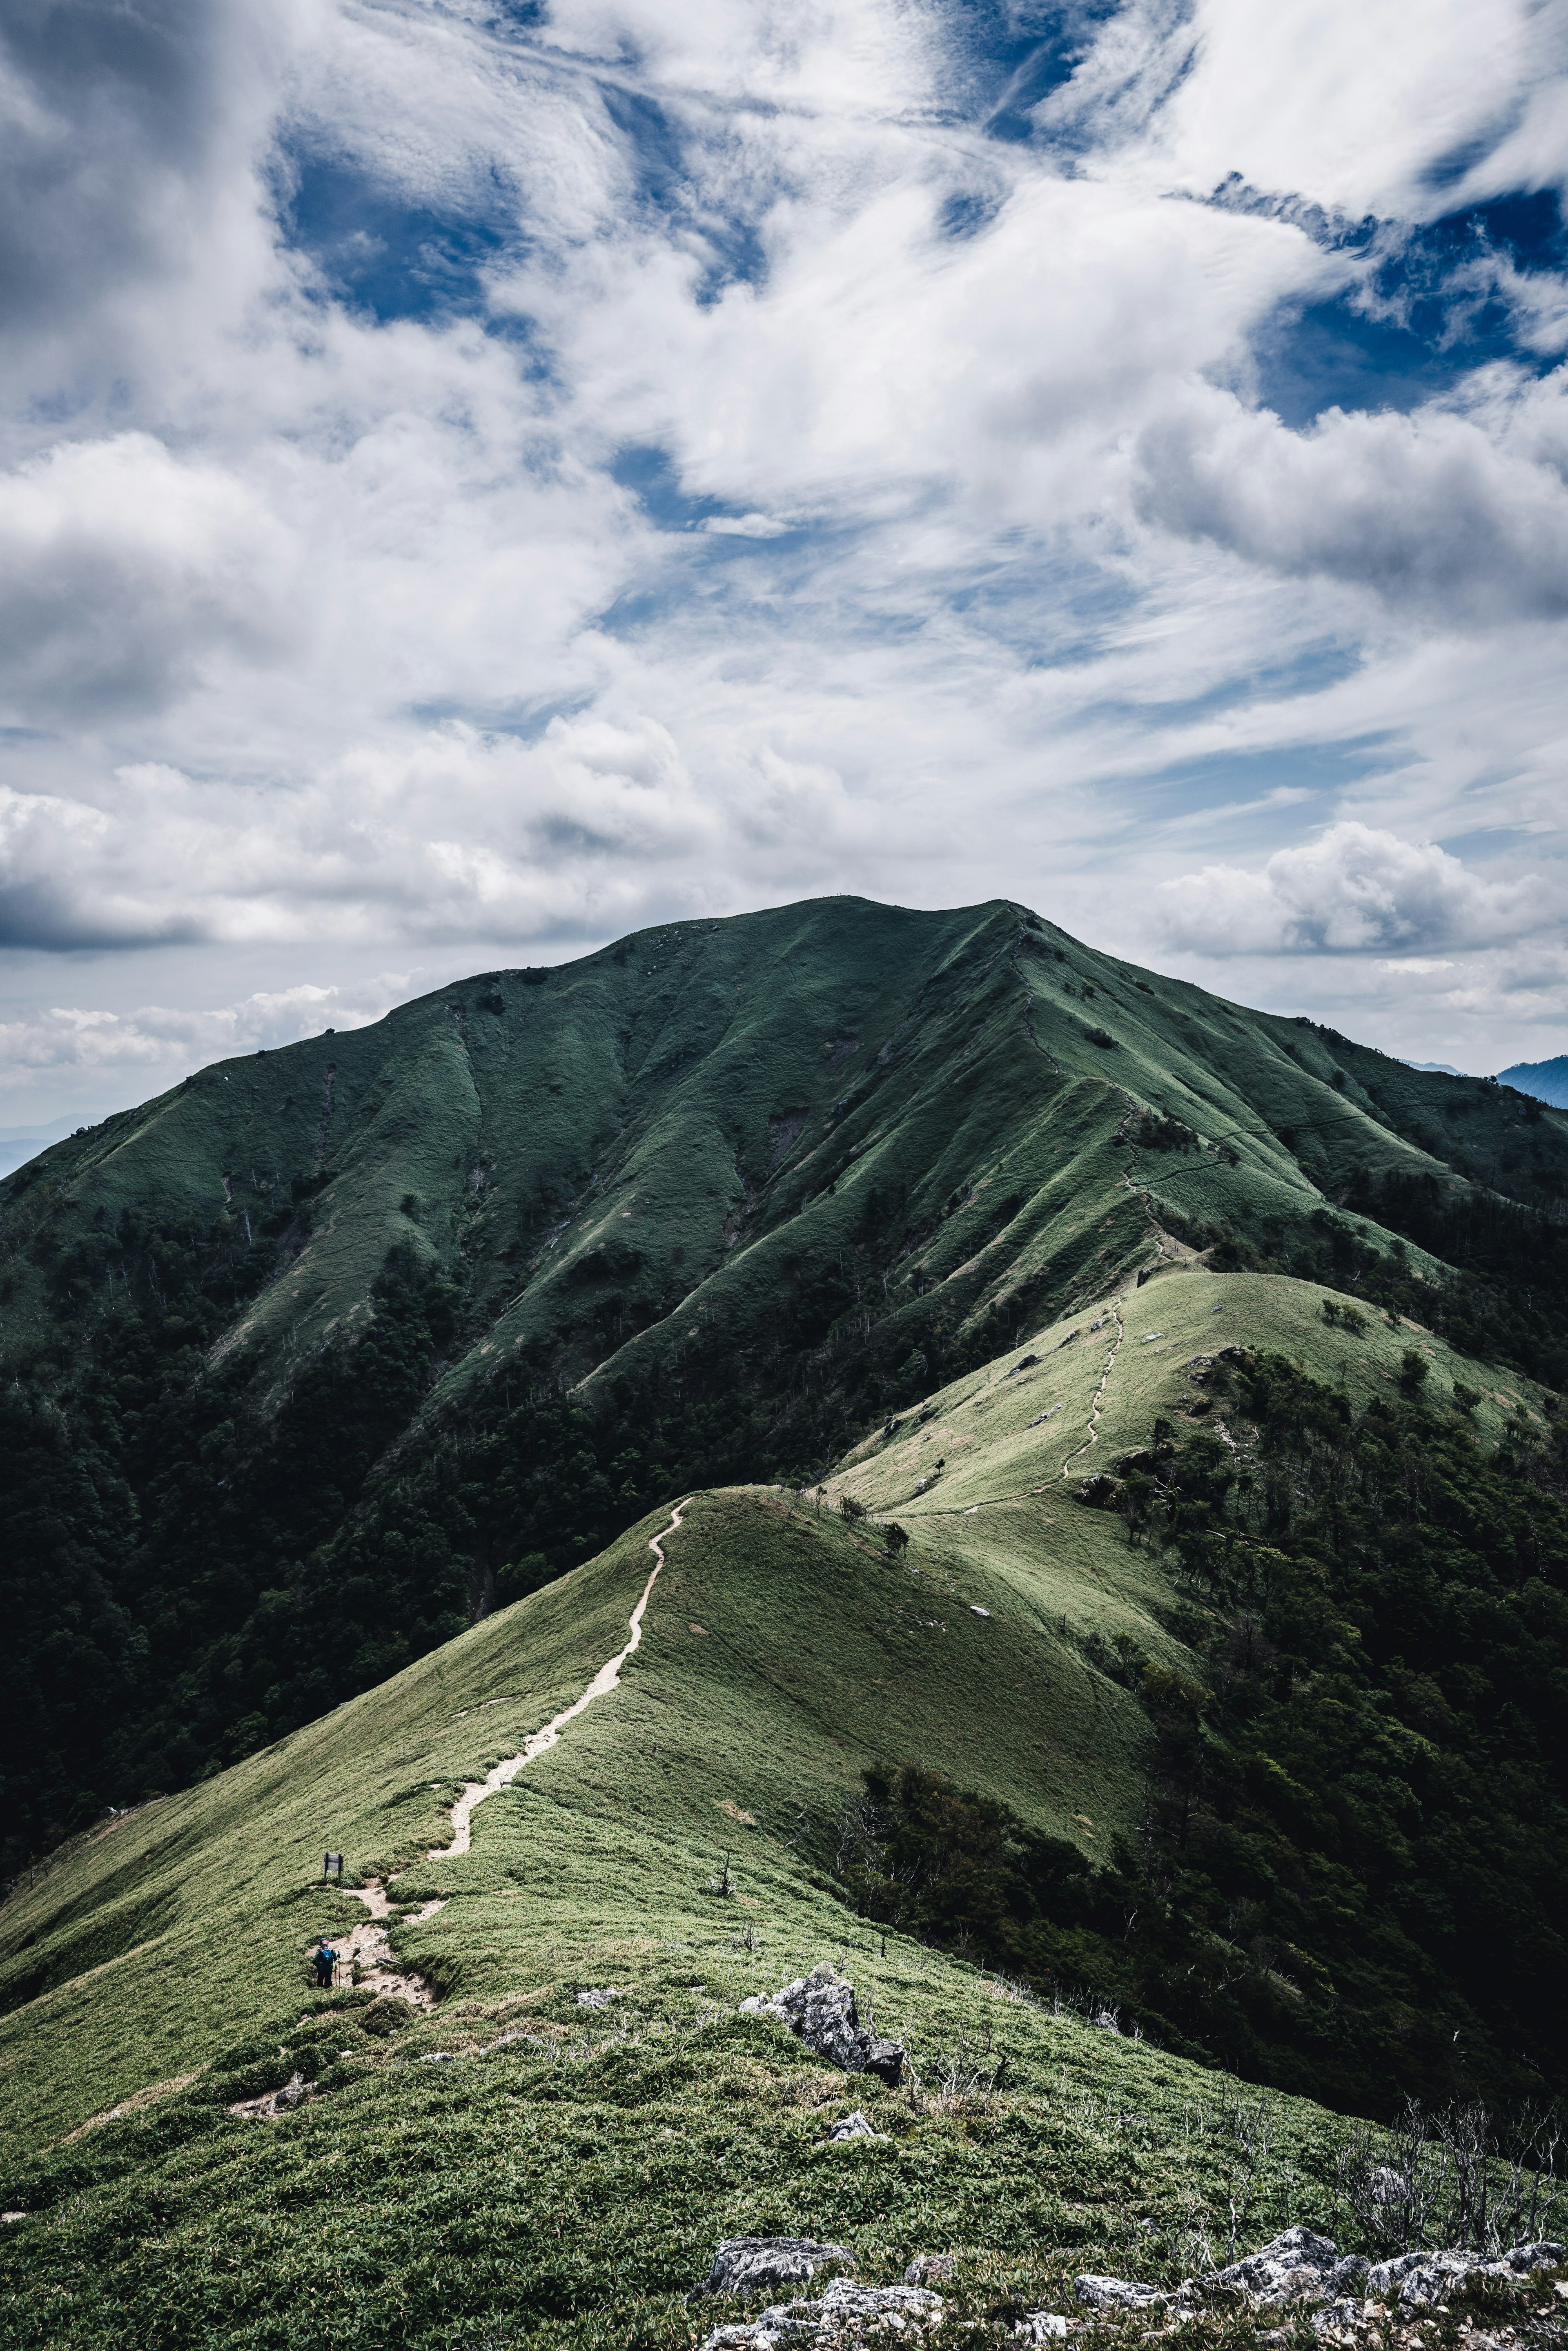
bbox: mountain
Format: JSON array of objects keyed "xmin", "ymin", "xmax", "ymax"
[
  {"xmin": 1497, "ymin": 1052, "xmax": 1568, "ymax": 1109},
  {"xmin": 3, "ymin": 900, "xmax": 1568, "ymax": 2337},
  {"xmin": 0, "ymin": 1487, "xmax": 1366, "ymax": 2347},
  {"xmin": 2, "ymin": 1326, "xmax": 1564, "ymax": 2344},
  {"xmin": 4, "ymin": 894, "xmax": 1568, "ymax": 1865}
]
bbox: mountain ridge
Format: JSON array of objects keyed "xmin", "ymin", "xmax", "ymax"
[{"xmin": 4, "ymin": 894, "xmax": 1568, "ymax": 1872}]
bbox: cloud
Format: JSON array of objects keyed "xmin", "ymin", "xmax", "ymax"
[
  {"xmin": 0, "ymin": 976, "xmax": 402, "ymax": 1093},
  {"xmin": 0, "ymin": 435, "xmax": 298, "ymax": 722},
  {"xmin": 0, "ymin": 0, "xmax": 1567, "ymax": 1110},
  {"xmin": 1137, "ymin": 390, "xmax": 1568, "ymax": 623},
  {"xmin": 1155, "ymin": 820, "xmax": 1550, "ymax": 954}
]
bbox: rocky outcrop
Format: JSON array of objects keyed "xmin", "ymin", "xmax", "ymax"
[
  {"xmin": 697, "ymin": 2277, "xmax": 943, "ymax": 2349},
  {"xmin": 690, "ymin": 2238, "xmax": 856, "ymax": 2303},
  {"xmin": 739, "ymin": 1964, "xmax": 904, "ymax": 2084},
  {"xmin": 1048, "ymin": 2226, "xmax": 1566, "ymax": 2336}
]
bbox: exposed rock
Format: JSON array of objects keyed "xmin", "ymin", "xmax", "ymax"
[
  {"xmin": 740, "ymin": 1963, "xmax": 905, "ymax": 2085},
  {"xmin": 829, "ymin": 2111, "xmax": 891, "ymax": 2143},
  {"xmin": 1016, "ymin": 2318, "xmax": 1069, "ymax": 2343},
  {"xmin": 1073, "ymin": 1474, "xmax": 1122, "ymax": 1509},
  {"xmin": 229, "ymin": 2068, "xmax": 316, "ymax": 2120},
  {"xmin": 1209, "ymin": 2226, "xmax": 1363, "ymax": 2305},
  {"xmin": 690, "ymin": 2237, "xmax": 857, "ymax": 2303},
  {"xmin": 1069, "ymin": 2230, "xmax": 1565, "ymax": 2333},
  {"xmin": 902, "ymin": 2257, "xmax": 953, "ymax": 2286},
  {"xmin": 1074, "ymin": 2276, "xmax": 1165, "ymax": 2311},
  {"xmin": 697, "ymin": 2277, "xmax": 942, "ymax": 2349},
  {"xmin": 575, "ymin": 1987, "xmax": 623, "ymax": 2009},
  {"xmin": 1365, "ymin": 2239, "xmax": 1564, "ymax": 2309},
  {"xmin": 1027, "ymin": 1407, "xmax": 1063, "ymax": 1426}
]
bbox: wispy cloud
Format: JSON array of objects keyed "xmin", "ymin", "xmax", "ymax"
[{"xmin": 0, "ymin": 0, "xmax": 1566, "ymax": 1112}]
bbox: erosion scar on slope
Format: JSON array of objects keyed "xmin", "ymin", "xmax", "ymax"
[
  {"xmin": 434, "ymin": 1496, "xmax": 693, "ymax": 1859},
  {"xmin": 1060, "ymin": 1299, "xmax": 1125, "ymax": 1479}
]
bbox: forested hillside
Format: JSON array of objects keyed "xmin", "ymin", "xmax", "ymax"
[{"xmin": 4, "ymin": 896, "xmax": 1567, "ymax": 1874}]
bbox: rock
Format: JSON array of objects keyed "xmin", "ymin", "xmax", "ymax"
[
  {"xmin": 903, "ymin": 2256, "xmax": 953, "ymax": 2286},
  {"xmin": 829, "ymin": 2111, "xmax": 883, "ymax": 2142},
  {"xmin": 1016, "ymin": 2317, "xmax": 1069, "ymax": 2343},
  {"xmin": 1366, "ymin": 2249, "xmax": 1479, "ymax": 2306},
  {"xmin": 420, "ymin": 2051, "xmax": 457, "ymax": 2064},
  {"xmin": 1074, "ymin": 1474, "xmax": 1121, "ymax": 1509},
  {"xmin": 690, "ymin": 2237, "xmax": 857, "ymax": 2303},
  {"xmin": 697, "ymin": 2279, "xmax": 942, "ymax": 2349},
  {"xmin": 1114, "ymin": 1448, "xmax": 1155, "ymax": 1474},
  {"xmin": 739, "ymin": 1963, "xmax": 905, "ymax": 2085},
  {"xmin": 1212, "ymin": 2225, "xmax": 1344, "ymax": 2303},
  {"xmin": 1074, "ymin": 2276, "xmax": 1165, "ymax": 2311},
  {"xmin": 575, "ymin": 1987, "xmax": 622, "ymax": 2009},
  {"xmin": 1497, "ymin": 2240, "xmax": 1564, "ymax": 2274},
  {"xmin": 1027, "ymin": 1407, "xmax": 1062, "ymax": 1426},
  {"xmin": 969, "ymin": 1605, "xmax": 991, "ymax": 1618}
]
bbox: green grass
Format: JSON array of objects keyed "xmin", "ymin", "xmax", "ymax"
[
  {"xmin": 0, "ymin": 1278, "xmax": 1557, "ymax": 2344},
  {"xmin": 0, "ymin": 1469, "xmax": 1361, "ymax": 2347},
  {"xmin": 10, "ymin": 894, "xmax": 1541, "ymax": 1424}
]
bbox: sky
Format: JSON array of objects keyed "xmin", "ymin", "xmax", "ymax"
[{"xmin": 2, "ymin": 0, "xmax": 1568, "ymax": 1130}]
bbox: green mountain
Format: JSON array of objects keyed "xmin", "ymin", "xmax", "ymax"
[
  {"xmin": 3, "ymin": 894, "xmax": 1568, "ymax": 2340},
  {"xmin": 4, "ymin": 896, "xmax": 1567, "ymax": 1868}
]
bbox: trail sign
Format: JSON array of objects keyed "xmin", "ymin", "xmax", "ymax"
[{"xmin": 323, "ymin": 1852, "xmax": 343, "ymax": 1879}]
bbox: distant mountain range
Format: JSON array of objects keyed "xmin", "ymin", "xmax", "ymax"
[{"xmin": 1498, "ymin": 1052, "xmax": 1568, "ymax": 1108}]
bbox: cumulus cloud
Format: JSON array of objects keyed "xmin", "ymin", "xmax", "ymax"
[
  {"xmin": 1156, "ymin": 821, "xmax": 1550, "ymax": 954},
  {"xmin": 1138, "ymin": 393, "xmax": 1568, "ymax": 623},
  {"xmin": 0, "ymin": 435, "xmax": 298, "ymax": 722},
  {"xmin": 0, "ymin": 0, "xmax": 1567, "ymax": 1110},
  {"xmin": 0, "ymin": 974, "xmax": 408, "ymax": 1104}
]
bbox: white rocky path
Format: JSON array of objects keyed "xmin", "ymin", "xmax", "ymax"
[
  {"xmin": 1059, "ymin": 1299, "xmax": 1125, "ymax": 1480},
  {"xmin": 338, "ymin": 1498, "xmax": 691, "ymax": 1995}
]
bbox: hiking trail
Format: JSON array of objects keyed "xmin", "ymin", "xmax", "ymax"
[
  {"xmin": 319, "ymin": 1502, "xmax": 688, "ymax": 2021},
  {"xmin": 1059, "ymin": 1298, "xmax": 1125, "ymax": 1480}
]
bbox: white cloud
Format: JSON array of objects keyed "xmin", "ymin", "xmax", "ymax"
[
  {"xmin": 0, "ymin": 435, "xmax": 298, "ymax": 722},
  {"xmin": 1156, "ymin": 820, "xmax": 1551, "ymax": 954},
  {"xmin": 1137, "ymin": 388, "xmax": 1568, "ymax": 624},
  {"xmin": 0, "ymin": 0, "xmax": 1566, "ymax": 1107}
]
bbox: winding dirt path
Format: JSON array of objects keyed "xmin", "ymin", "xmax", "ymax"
[
  {"xmin": 336, "ymin": 1500, "xmax": 690, "ymax": 2001},
  {"xmin": 1059, "ymin": 1299, "xmax": 1126, "ymax": 1480}
]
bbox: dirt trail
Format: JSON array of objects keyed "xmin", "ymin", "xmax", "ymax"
[
  {"xmin": 1060, "ymin": 1299, "xmax": 1126, "ymax": 1480},
  {"xmin": 335, "ymin": 1500, "xmax": 690, "ymax": 2002}
]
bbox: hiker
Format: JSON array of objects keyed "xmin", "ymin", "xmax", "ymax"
[{"xmin": 312, "ymin": 1939, "xmax": 336, "ymax": 1988}]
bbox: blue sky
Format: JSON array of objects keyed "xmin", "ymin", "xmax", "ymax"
[{"xmin": 0, "ymin": 0, "xmax": 1567, "ymax": 1117}]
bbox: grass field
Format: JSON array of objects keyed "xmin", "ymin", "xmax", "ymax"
[{"xmin": 0, "ymin": 1463, "xmax": 1372, "ymax": 2350}]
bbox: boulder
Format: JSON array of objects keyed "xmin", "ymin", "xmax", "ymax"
[
  {"xmin": 697, "ymin": 2277, "xmax": 942, "ymax": 2349},
  {"xmin": 903, "ymin": 2256, "xmax": 953, "ymax": 2286},
  {"xmin": 1016, "ymin": 2318, "xmax": 1069, "ymax": 2343},
  {"xmin": 1211, "ymin": 2225, "xmax": 1355, "ymax": 2304},
  {"xmin": 1074, "ymin": 2276, "xmax": 1164, "ymax": 2311},
  {"xmin": 690, "ymin": 2237, "xmax": 857, "ymax": 2304},
  {"xmin": 740, "ymin": 1963, "xmax": 905, "ymax": 2085},
  {"xmin": 828, "ymin": 2111, "xmax": 889, "ymax": 2143}
]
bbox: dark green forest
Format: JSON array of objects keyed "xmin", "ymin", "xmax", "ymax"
[{"xmin": 838, "ymin": 1354, "xmax": 1568, "ymax": 2118}]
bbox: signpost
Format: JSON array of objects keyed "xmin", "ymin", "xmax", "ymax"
[{"xmin": 323, "ymin": 1851, "xmax": 343, "ymax": 1881}]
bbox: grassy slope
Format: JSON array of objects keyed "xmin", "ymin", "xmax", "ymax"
[
  {"xmin": 9, "ymin": 896, "xmax": 1552, "ymax": 1429},
  {"xmin": 0, "ymin": 1480, "xmax": 1364, "ymax": 2351}
]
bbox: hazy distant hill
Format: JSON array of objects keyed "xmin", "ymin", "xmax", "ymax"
[
  {"xmin": 3, "ymin": 896, "xmax": 1568, "ymax": 1866},
  {"xmin": 1498, "ymin": 1052, "xmax": 1568, "ymax": 1108}
]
